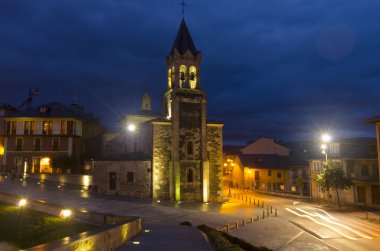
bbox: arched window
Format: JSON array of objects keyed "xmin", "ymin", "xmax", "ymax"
[
  {"xmin": 187, "ymin": 168, "xmax": 194, "ymax": 183},
  {"xmin": 179, "ymin": 65, "xmax": 187, "ymax": 88},
  {"xmin": 189, "ymin": 66, "xmax": 197, "ymax": 89},
  {"xmin": 187, "ymin": 141, "xmax": 194, "ymax": 156},
  {"xmin": 168, "ymin": 69, "xmax": 172, "ymax": 89}
]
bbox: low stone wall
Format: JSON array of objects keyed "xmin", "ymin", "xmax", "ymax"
[
  {"xmin": 27, "ymin": 217, "xmax": 141, "ymax": 251},
  {"xmin": 0, "ymin": 193, "xmax": 141, "ymax": 251},
  {"xmin": 25, "ymin": 173, "xmax": 92, "ymax": 190}
]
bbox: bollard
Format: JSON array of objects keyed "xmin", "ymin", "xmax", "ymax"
[
  {"xmin": 262, "ymin": 201, "xmax": 264, "ymax": 208},
  {"xmin": 257, "ymin": 215, "xmax": 260, "ymax": 221},
  {"xmin": 246, "ymin": 196, "xmax": 248, "ymax": 202},
  {"xmin": 271, "ymin": 206, "xmax": 273, "ymax": 214},
  {"xmin": 250, "ymin": 197, "xmax": 252, "ymax": 204},
  {"xmin": 227, "ymin": 224, "xmax": 230, "ymax": 232},
  {"xmin": 263, "ymin": 210, "xmax": 265, "ymax": 219},
  {"xmin": 250, "ymin": 217, "xmax": 253, "ymax": 223},
  {"xmin": 254, "ymin": 198, "xmax": 256, "ymax": 205},
  {"xmin": 267, "ymin": 205, "xmax": 269, "ymax": 217},
  {"xmin": 275, "ymin": 209, "xmax": 277, "ymax": 217},
  {"xmin": 258, "ymin": 200, "xmax": 260, "ymax": 207},
  {"xmin": 235, "ymin": 221, "xmax": 239, "ymax": 229},
  {"xmin": 243, "ymin": 219, "xmax": 246, "ymax": 226}
]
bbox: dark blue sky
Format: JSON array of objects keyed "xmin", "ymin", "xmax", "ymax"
[{"xmin": 1, "ymin": 0, "xmax": 380, "ymax": 144}]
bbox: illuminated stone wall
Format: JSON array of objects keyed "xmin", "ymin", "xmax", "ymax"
[
  {"xmin": 152, "ymin": 122, "xmax": 172, "ymax": 200},
  {"xmin": 93, "ymin": 161, "xmax": 151, "ymax": 198},
  {"xmin": 207, "ymin": 124, "xmax": 223, "ymax": 202}
]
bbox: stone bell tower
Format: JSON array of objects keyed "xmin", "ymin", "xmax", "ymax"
[
  {"xmin": 165, "ymin": 19, "xmax": 209, "ymax": 202},
  {"xmin": 152, "ymin": 19, "xmax": 222, "ymax": 203}
]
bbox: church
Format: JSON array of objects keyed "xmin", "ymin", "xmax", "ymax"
[{"xmin": 94, "ymin": 19, "xmax": 223, "ymax": 202}]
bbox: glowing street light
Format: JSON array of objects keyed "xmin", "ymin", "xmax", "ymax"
[
  {"xmin": 60, "ymin": 209, "xmax": 72, "ymax": 218},
  {"xmin": 321, "ymin": 134, "xmax": 331, "ymax": 143},
  {"xmin": 321, "ymin": 134, "xmax": 332, "ymax": 162},
  {"xmin": 127, "ymin": 124, "xmax": 136, "ymax": 132},
  {"xmin": 18, "ymin": 198, "xmax": 27, "ymax": 207}
]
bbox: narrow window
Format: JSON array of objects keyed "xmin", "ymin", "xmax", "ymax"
[
  {"xmin": 187, "ymin": 141, "xmax": 194, "ymax": 156},
  {"xmin": 187, "ymin": 168, "xmax": 194, "ymax": 183},
  {"xmin": 52, "ymin": 138, "xmax": 60, "ymax": 151},
  {"xmin": 61, "ymin": 121, "xmax": 67, "ymax": 135},
  {"xmin": 179, "ymin": 65, "xmax": 187, "ymax": 88},
  {"xmin": 6, "ymin": 122, "xmax": 11, "ymax": 135},
  {"xmin": 268, "ymin": 170, "xmax": 272, "ymax": 176},
  {"xmin": 30, "ymin": 121, "xmax": 35, "ymax": 135},
  {"xmin": 24, "ymin": 121, "xmax": 30, "ymax": 135},
  {"xmin": 34, "ymin": 138, "xmax": 41, "ymax": 151},
  {"xmin": 189, "ymin": 66, "xmax": 197, "ymax": 89},
  {"xmin": 127, "ymin": 172, "xmax": 134, "ymax": 183},
  {"xmin": 16, "ymin": 138, "xmax": 23, "ymax": 151},
  {"xmin": 277, "ymin": 172, "xmax": 282, "ymax": 178},
  {"xmin": 67, "ymin": 121, "xmax": 73, "ymax": 135},
  {"xmin": 11, "ymin": 121, "xmax": 17, "ymax": 135},
  {"xmin": 42, "ymin": 121, "xmax": 48, "ymax": 135},
  {"xmin": 48, "ymin": 121, "xmax": 53, "ymax": 135}
]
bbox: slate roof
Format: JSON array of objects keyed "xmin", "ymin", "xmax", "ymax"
[
  {"xmin": 239, "ymin": 154, "xmax": 289, "ymax": 169},
  {"xmin": 1, "ymin": 102, "xmax": 99, "ymax": 122},
  {"xmin": 170, "ymin": 19, "xmax": 199, "ymax": 56},
  {"xmin": 283, "ymin": 137, "xmax": 377, "ymax": 162}
]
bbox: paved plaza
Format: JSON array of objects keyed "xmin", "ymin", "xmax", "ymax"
[{"xmin": 1, "ymin": 177, "xmax": 380, "ymax": 250}]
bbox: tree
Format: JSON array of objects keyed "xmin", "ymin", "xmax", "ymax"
[
  {"xmin": 316, "ymin": 160, "xmax": 353, "ymax": 210},
  {"xmin": 295, "ymin": 177, "xmax": 304, "ymax": 195}
]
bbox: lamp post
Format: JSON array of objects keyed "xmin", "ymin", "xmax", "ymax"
[
  {"xmin": 320, "ymin": 133, "xmax": 331, "ymax": 162},
  {"xmin": 125, "ymin": 123, "xmax": 136, "ymax": 154},
  {"xmin": 224, "ymin": 159, "xmax": 234, "ymax": 197}
]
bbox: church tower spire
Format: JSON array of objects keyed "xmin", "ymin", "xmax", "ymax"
[{"xmin": 166, "ymin": 19, "xmax": 202, "ymax": 91}]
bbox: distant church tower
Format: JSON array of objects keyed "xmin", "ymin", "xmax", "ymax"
[{"xmin": 152, "ymin": 19, "xmax": 223, "ymax": 202}]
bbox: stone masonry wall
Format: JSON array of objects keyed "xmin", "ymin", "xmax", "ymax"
[
  {"xmin": 152, "ymin": 123, "xmax": 172, "ymax": 199},
  {"xmin": 207, "ymin": 124, "xmax": 223, "ymax": 202},
  {"xmin": 93, "ymin": 161, "xmax": 151, "ymax": 198}
]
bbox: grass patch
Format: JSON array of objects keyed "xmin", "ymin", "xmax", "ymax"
[
  {"xmin": 198, "ymin": 224, "xmax": 272, "ymax": 251},
  {"xmin": 0, "ymin": 203, "xmax": 97, "ymax": 249}
]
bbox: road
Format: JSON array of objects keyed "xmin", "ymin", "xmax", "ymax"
[{"xmin": 1, "ymin": 177, "xmax": 379, "ymax": 250}]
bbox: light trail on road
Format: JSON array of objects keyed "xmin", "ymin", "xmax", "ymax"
[
  {"xmin": 285, "ymin": 207, "xmax": 357, "ymax": 240},
  {"xmin": 295, "ymin": 208, "xmax": 373, "ymax": 240}
]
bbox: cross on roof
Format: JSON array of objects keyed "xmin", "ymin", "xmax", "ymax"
[{"xmin": 181, "ymin": 0, "xmax": 186, "ymax": 17}]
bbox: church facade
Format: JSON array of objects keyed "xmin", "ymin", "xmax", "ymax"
[{"xmin": 94, "ymin": 19, "xmax": 223, "ymax": 202}]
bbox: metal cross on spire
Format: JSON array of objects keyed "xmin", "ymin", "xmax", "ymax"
[{"xmin": 181, "ymin": 0, "xmax": 186, "ymax": 18}]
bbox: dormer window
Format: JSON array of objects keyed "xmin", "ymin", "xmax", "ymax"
[{"xmin": 39, "ymin": 107, "xmax": 49, "ymax": 113}]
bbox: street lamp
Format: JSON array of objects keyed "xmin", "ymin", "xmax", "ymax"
[
  {"xmin": 125, "ymin": 123, "xmax": 137, "ymax": 153},
  {"xmin": 224, "ymin": 159, "xmax": 234, "ymax": 197},
  {"xmin": 320, "ymin": 134, "xmax": 331, "ymax": 162}
]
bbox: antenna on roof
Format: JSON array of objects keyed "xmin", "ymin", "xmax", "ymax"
[{"xmin": 18, "ymin": 87, "xmax": 39, "ymax": 110}]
